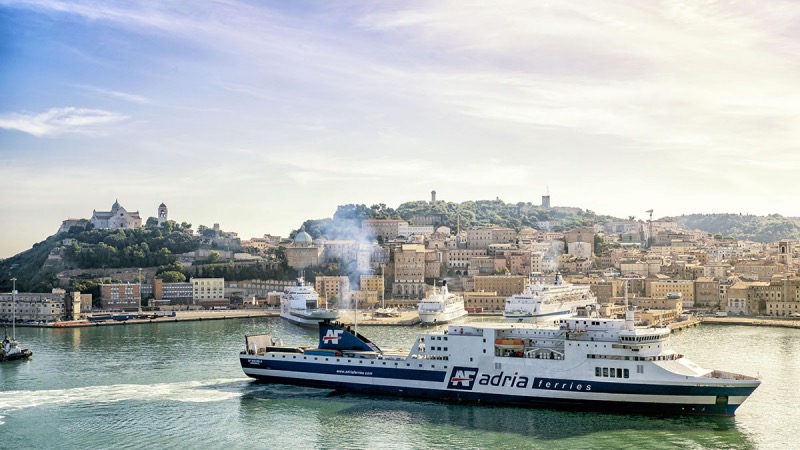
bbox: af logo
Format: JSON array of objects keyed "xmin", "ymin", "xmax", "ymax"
[
  {"xmin": 447, "ymin": 366, "xmax": 479, "ymax": 390},
  {"xmin": 322, "ymin": 329, "xmax": 344, "ymax": 345}
]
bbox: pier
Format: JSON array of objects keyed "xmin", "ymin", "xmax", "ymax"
[
  {"xmin": 701, "ymin": 316, "xmax": 800, "ymax": 329},
  {"xmin": 667, "ymin": 317, "xmax": 702, "ymax": 332}
]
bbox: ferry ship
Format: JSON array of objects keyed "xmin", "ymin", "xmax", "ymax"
[
  {"xmin": 240, "ymin": 312, "xmax": 761, "ymax": 416},
  {"xmin": 417, "ymin": 281, "xmax": 468, "ymax": 325},
  {"xmin": 504, "ymin": 274, "xmax": 596, "ymax": 323},
  {"xmin": 279, "ymin": 278, "xmax": 339, "ymax": 327}
]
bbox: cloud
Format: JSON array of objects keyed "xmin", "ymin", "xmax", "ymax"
[
  {"xmin": 74, "ymin": 85, "xmax": 153, "ymax": 104},
  {"xmin": 0, "ymin": 107, "xmax": 127, "ymax": 137}
]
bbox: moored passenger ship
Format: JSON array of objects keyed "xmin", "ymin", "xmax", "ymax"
[
  {"xmin": 504, "ymin": 273, "xmax": 597, "ymax": 323},
  {"xmin": 240, "ymin": 311, "xmax": 761, "ymax": 416},
  {"xmin": 417, "ymin": 281, "xmax": 468, "ymax": 325},
  {"xmin": 279, "ymin": 278, "xmax": 339, "ymax": 327}
]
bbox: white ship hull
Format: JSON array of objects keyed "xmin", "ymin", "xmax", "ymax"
[
  {"xmin": 418, "ymin": 307, "xmax": 468, "ymax": 325},
  {"xmin": 504, "ymin": 308, "xmax": 574, "ymax": 323},
  {"xmin": 280, "ymin": 309, "xmax": 340, "ymax": 327},
  {"xmin": 240, "ymin": 319, "xmax": 761, "ymax": 416}
]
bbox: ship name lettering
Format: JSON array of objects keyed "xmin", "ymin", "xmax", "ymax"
[
  {"xmin": 477, "ymin": 371, "xmax": 529, "ymax": 389},
  {"xmin": 534, "ymin": 378, "xmax": 591, "ymax": 391}
]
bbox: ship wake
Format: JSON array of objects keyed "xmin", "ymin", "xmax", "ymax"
[{"xmin": 0, "ymin": 377, "xmax": 248, "ymax": 425}]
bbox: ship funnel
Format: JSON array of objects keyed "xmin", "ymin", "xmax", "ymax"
[
  {"xmin": 319, "ymin": 322, "xmax": 383, "ymax": 353},
  {"xmin": 624, "ymin": 281, "xmax": 634, "ymax": 331}
]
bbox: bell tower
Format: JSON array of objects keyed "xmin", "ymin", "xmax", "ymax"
[
  {"xmin": 158, "ymin": 203, "xmax": 168, "ymax": 226},
  {"xmin": 778, "ymin": 241, "xmax": 793, "ymax": 273}
]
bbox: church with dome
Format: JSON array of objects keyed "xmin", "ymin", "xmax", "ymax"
[
  {"xmin": 90, "ymin": 200, "xmax": 143, "ymax": 230},
  {"xmin": 285, "ymin": 226, "xmax": 322, "ymax": 269}
]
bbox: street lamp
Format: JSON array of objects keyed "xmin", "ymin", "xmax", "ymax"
[
  {"xmin": 11, "ymin": 278, "xmax": 17, "ymax": 341},
  {"xmin": 138, "ymin": 268, "xmax": 142, "ymax": 312}
]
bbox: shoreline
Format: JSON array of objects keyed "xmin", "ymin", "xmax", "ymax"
[
  {"xmin": 701, "ymin": 316, "xmax": 800, "ymax": 329},
  {"xmin": 6, "ymin": 309, "xmax": 280, "ymax": 328},
  {"xmin": 7, "ymin": 310, "xmax": 800, "ymax": 330}
]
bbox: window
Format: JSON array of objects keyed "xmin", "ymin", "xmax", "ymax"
[
  {"xmin": 624, "ymin": 369, "xmax": 629, "ymax": 378},
  {"xmin": 602, "ymin": 368, "xmax": 608, "ymax": 377},
  {"xmin": 595, "ymin": 367, "xmax": 601, "ymax": 376}
]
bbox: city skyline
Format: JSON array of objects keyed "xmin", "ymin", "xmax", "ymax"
[{"xmin": 2, "ymin": 1, "xmax": 800, "ymax": 259}]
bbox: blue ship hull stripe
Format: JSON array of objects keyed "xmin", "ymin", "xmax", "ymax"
[
  {"xmin": 241, "ymin": 372, "xmax": 745, "ymax": 416},
  {"xmin": 242, "ymin": 358, "xmax": 447, "ymax": 383}
]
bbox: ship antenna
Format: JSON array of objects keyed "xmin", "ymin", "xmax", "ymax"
[{"xmin": 624, "ymin": 280, "xmax": 634, "ymax": 331}]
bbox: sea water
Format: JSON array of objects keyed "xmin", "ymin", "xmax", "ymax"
[{"xmin": 1, "ymin": 318, "xmax": 797, "ymax": 449}]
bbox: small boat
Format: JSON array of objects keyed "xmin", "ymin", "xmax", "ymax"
[
  {"xmin": 88, "ymin": 314, "xmax": 113, "ymax": 322},
  {"xmin": 1, "ymin": 327, "xmax": 32, "ymax": 362},
  {"xmin": 2, "ymin": 285, "xmax": 32, "ymax": 362},
  {"xmin": 375, "ymin": 307, "xmax": 402, "ymax": 318}
]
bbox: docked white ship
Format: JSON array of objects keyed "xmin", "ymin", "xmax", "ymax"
[
  {"xmin": 280, "ymin": 278, "xmax": 339, "ymax": 327},
  {"xmin": 504, "ymin": 274, "xmax": 596, "ymax": 323},
  {"xmin": 417, "ymin": 281, "xmax": 468, "ymax": 325}
]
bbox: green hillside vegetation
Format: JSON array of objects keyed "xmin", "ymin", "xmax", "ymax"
[
  {"xmin": 0, "ymin": 234, "xmax": 64, "ymax": 293},
  {"xmin": 0, "ymin": 222, "xmax": 201, "ymax": 292},
  {"xmin": 297, "ymin": 200, "xmax": 620, "ymax": 240},
  {"xmin": 678, "ymin": 214, "xmax": 800, "ymax": 243},
  {"xmin": 62, "ymin": 224, "xmax": 199, "ymax": 269}
]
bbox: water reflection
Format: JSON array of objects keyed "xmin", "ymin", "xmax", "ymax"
[{"xmin": 236, "ymin": 381, "xmax": 754, "ymax": 449}]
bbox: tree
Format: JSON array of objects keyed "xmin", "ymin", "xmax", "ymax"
[
  {"xmin": 208, "ymin": 250, "xmax": 221, "ymax": 263},
  {"xmin": 160, "ymin": 271, "xmax": 187, "ymax": 283},
  {"xmin": 145, "ymin": 217, "xmax": 159, "ymax": 227}
]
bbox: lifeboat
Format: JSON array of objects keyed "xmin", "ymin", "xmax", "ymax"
[{"xmin": 495, "ymin": 339, "xmax": 525, "ymax": 349}]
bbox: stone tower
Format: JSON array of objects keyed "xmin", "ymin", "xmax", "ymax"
[
  {"xmin": 778, "ymin": 241, "xmax": 793, "ymax": 272},
  {"xmin": 158, "ymin": 203, "xmax": 168, "ymax": 226},
  {"xmin": 431, "ymin": 190, "xmax": 437, "ymax": 203}
]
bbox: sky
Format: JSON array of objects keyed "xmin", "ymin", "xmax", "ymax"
[{"xmin": 1, "ymin": 0, "xmax": 800, "ymax": 258}]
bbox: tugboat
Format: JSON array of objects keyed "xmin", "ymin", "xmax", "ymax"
[
  {"xmin": 1, "ymin": 280, "xmax": 32, "ymax": 362},
  {"xmin": 0, "ymin": 327, "xmax": 32, "ymax": 362}
]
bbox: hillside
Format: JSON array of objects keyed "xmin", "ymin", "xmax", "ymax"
[
  {"xmin": 298, "ymin": 200, "xmax": 622, "ymax": 240},
  {"xmin": 677, "ymin": 214, "xmax": 800, "ymax": 243},
  {"xmin": 0, "ymin": 223, "xmax": 201, "ymax": 293}
]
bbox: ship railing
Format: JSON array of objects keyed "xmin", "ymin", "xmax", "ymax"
[
  {"xmin": 524, "ymin": 348, "xmax": 564, "ymax": 360},
  {"xmin": 244, "ymin": 334, "xmax": 274, "ymax": 355},
  {"xmin": 704, "ymin": 369, "xmax": 760, "ymax": 381}
]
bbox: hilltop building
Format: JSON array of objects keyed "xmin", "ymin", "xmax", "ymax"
[
  {"xmin": 157, "ymin": 203, "xmax": 168, "ymax": 226},
  {"xmin": 91, "ymin": 200, "xmax": 142, "ymax": 230}
]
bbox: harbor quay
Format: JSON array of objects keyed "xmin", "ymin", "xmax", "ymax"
[
  {"xmin": 5, "ymin": 308, "xmax": 422, "ymax": 328},
  {"xmin": 7, "ymin": 309, "xmax": 279, "ymax": 328},
  {"xmin": 701, "ymin": 316, "xmax": 800, "ymax": 329},
  {"xmin": 6, "ymin": 308, "xmax": 797, "ymax": 330}
]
